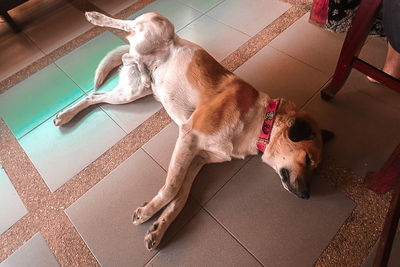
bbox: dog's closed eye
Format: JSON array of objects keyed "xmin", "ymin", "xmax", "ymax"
[{"xmin": 305, "ymin": 153, "xmax": 311, "ymax": 166}]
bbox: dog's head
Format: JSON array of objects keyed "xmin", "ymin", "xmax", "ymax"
[
  {"xmin": 85, "ymin": 11, "xmax": 175, "ymax": 54},
  {"xmin": 261, "ymin": 100, "xmax": 334, "ymax": 199}
]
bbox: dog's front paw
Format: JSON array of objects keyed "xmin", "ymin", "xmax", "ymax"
[
  {"xmin": 122, "ymin": 53, "xmax": 135, "ymax": 65},
  {"xmin": 85, "ymin": 11, "xmax": 107, "ymax": 26},
  {"xmin": 144, "ymin": 228, "xmax": 160, "ymax": 251},
  {"xmin": 132, "ymin": 206, "xmax": 149, "ymax": 225}
]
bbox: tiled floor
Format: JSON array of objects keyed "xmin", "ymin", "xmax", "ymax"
[{"xmin": 0, "ymin": 0, "xmax": 399, "ymax": 266}]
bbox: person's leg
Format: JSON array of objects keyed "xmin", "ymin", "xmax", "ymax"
[{"xmin": 368, "ymin": 0, "xmax": 400, "ymax": 82}]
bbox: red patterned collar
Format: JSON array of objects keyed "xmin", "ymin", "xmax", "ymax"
[{"xmin": 257, "ymin": 98, "xmax": 280, "ymax": 152}]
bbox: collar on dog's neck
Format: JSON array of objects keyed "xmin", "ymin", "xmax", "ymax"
[{"xmin": 257, "ymin": 98, "xmax": 280, "ymax": 153}]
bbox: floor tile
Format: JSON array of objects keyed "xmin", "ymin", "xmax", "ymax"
[
  {"xmin": 206, "ymin": 0, "xmax": 291, "ymax": 36},
  {"xmin": 177, "ymin": 0, "xmax": 224, "ymax": 13},
  {"xmin": 66, "ymin": 149, "xmax": 200, "ymax": 266},
  {"xmin": 23, "ymin": 3, "xmax": 92, "ymax": 54},
  {"xmin": 88, "ymin": 0, "xmax": 139, "ymax": 15},
  {"xmin": 94, "ymin": 75, "xmax": 162, "ymax": 133},
  {"xmin": 177, "ymin": 14, "xmax": 250, "ymax": 61},
  {"xmin": 18, "ymin": 96, "xmax": 126, "ymax": 192},
  {"xmin": 304, "ymin": 85, "xmax": 400, "ymax": 176},
  {"xmin": 362, "ymin": 232, "xmax": 400, "ymax": 267},
  {"xmin": 0, "ymin": 64, "xmax": 84, "ymax": 139},
  {"xmin": 55, "ymin": 31, "xmax": 126, "ymax": 93},
  {"xmin": 0, "ymin": 233, "xmax": 59, "ymax": 267},
  {"xmin": 269, "ymin": 13, "xmax": 345, "ymax": 75},
  {"xmin": 142, "ymin": 122, "xmax": 251, "ymax": 205},
  {"xmin": 146, "ymin": 209, "xmax": 262, "ymax": 267},
  {"xmin": 0, "ymin": 165, "xmax": 27, "ymax": 235},
  {"xmin": 234, "ymin": 45, "xmax": 330, "ymax": 107},
  {"xmin": 205, "ymin": 156, "xmax": 355, "ymax": 267},
  {"xmin": 127, "ymin": 0, "xmax": 202, "ymax": 31},
  {"xmin": 0, "ymin": 33, "xmax": 44, "ymax": 82},
  {"xmin": 346, "ymin": 37, "xmax": 400, "ymax": 111}
]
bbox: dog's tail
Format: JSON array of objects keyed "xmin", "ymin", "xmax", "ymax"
[{"xmin": 94, "ymin": 44, "xmax": 129, "ymax": 89}]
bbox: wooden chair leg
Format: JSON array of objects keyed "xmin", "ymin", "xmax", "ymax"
[
  {"xmin": 321, "ymin": 0, "xmax": 382, "ymax": 101},
  {"xmin": 0, "ymin": 11, "xmax": 22, "ymax": 33}
]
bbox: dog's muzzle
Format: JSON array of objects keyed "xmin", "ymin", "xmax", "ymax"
[{"xmin": 280, "ymin": 168, "xmax": 310, "ymax": 199}]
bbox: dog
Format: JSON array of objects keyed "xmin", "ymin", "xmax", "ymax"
[{"xmin": 54, "ymin": 11, "xmax": 334, "ymax": 251}]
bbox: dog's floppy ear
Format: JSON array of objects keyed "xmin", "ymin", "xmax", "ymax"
[
  {"xmin": 321, "ymin": 129, "xmax": 335, "ymax": 144},
  {"xmin": 288, "ymin": 117, "xmax": 314, "ymax": 142}
]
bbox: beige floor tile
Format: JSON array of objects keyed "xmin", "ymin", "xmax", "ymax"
[
  {"xmin": 0, "ymin": 32, "xmax": 44, "ymax": 81},
  {"xmin": 269, "ymin": 13, "xmax": 345, "ymax": 75},
  {"xmin": 304, "ymin": 85, "xmax": 400, "ymax": 175},
  {"xmin": 0, "ymin": 233, "xmax": 59, "ymax": 267},
  {"xmin": 234, "ymin": 45, "xmax": 330, "ymax": 107},
  {"xmin": 147, "ymin": 209, "xmax": 262, "ymax": 266},
  {"xmin": 206, "ymin": 0, "xmax": 291, "ymax": 36},
  {"xmin": 23, "ymin": 3, "xmax": 92, "ymax": 54},
  {"xmin": 66, "ymin": 149, "xmax": 201, "ymax": 266},
  {"xmin": 205, "ymin": 156, "xmax": 355, "ymax": 267},
  {"xmin": 89, "ymin": 0, "xmax": 139, "ymax": 15},
  {"xmin": 178, "ymin": 14, "xmax": 250, "ymax": 61}
]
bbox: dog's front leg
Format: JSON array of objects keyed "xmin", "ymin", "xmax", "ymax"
[
  {"xmin": 132, "ymin": 127, "xmax": 198, "ymax": 225},
  {"xmin": 143, "ymin": 155, "xmax": 205, "ymax": 251}
]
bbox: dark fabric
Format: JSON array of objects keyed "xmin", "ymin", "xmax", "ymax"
[
  {"xmin": 383, "ymin": 0, "xmax": 400, "ymax": 53},
  {"xmin": 325, "ymin": 0, "xmax": 384, "ymax": 36}
]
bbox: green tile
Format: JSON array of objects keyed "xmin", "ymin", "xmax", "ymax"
[
  {"xmin": 55, "ymin": 31, "xmax": 126, "ymax": 93},
  {"xmin": 0, "ymin": 64, "xmax": 84, "ymax": 139}
]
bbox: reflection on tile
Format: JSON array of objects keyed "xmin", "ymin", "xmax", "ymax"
[
  {"xmin": 0, "ymin": 33, "xmax": 44, "ymax": 82},
  {"xmin": 142, "ymin": 122, "xmax": 250, "ymax": 205},
  {"xmin": 206, "ymin": 0, "xmax": 291, "ymax": 36},
  {"xmin": 205, "ymin": 156, "xmax": 355, "ymax": 267},
  {"xmin": 0, "ymin": 64, "xmax": 84, "ymax": 139},
  {"xmin": 147, "ymin": 209, "xmax": 262, "ymax": 266},
  {"xmin": 178, "ymin": 15, "xmax": 250, "ymax": 61},
  {"xmin": 0, "ymin": 233, "xmax": 59, "ymax": 267},
  {"xmin": 304, "ymin": 85, "xmax": 400, "ymax": 175},
  {"xmin": 66, "ymin": 149, "xmax": 200, "ymax": 266},
  {"xmin": 23, "ymin": 3, "xmax": 92, "ymax": 53},
  {"xmin": 89, "ymin": 0, "xmax": 139, "ymax": 15},
  {"xmin": 19, "ymin": 97, "xmax": 125, "ymax": 192},
  {"xmin": 362, "ymin": 232, "xmax": 400, "ymax": 267},
  {"xmin": 55, "ymin": 31, "xmax": 126, "ymax": 92},
  {"xmin": 178, "ymin": 0, "xmax": 224, "ymax": 13},
  {"xmin": 0, "ymin": 165, "xmax": 27, "ymax": 234},
  {"xmin": 127, "ymin": 0, "xmax": 202, "ymax": 31},
  {"xmin": 234, "ymin": 45, "xmax": 330, "ymax": 107},
  {"xmin": 269, "ymin": 13, "xmax": 345, "ymax": 75}
]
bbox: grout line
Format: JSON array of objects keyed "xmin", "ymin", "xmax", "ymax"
[
  {"xmin": 202, "ymin": 207, "xmax": 265, "ymax": 266},
  {"xmin": 141, "ymin": 148, "xmax": 168, "ymax": 172},
  {"xmin": 200, "ymin": 156, "xmax": 254, "ymax": 207}
]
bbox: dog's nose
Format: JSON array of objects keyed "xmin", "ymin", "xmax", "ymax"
[{"xmin": 300, "ymin": 192, "xmax": 309, "ymax": 199}]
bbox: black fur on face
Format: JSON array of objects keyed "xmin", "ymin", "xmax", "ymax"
[{"xmin": 288, "ymin": 117, "xmax": 314, "ymax": 142}]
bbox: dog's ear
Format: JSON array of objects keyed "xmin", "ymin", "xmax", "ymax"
[
  {"xmin": 288, "ymin": 117, "xmax": 314, "ymax": 142},
  {"xmin": 321, "ymin": 129, "xmax": 335, "ymax": 144}
]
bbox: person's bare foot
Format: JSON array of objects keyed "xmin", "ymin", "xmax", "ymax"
[{"xmin": 367, "ymin": 41, "xmax": 400, "ymax": 83}]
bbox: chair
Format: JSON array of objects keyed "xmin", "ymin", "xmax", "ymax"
[
  {"xmin": 320, "ymin": 0, "xmax": 400, "ymax": 101},
  {"xmin": 0, "ymin": 0, "xmax": 28, "ymax": 33}
]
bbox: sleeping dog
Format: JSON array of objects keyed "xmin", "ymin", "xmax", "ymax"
[{"xmin": 54, "ymin": 11, "xmax": 334, "ymax": 250}]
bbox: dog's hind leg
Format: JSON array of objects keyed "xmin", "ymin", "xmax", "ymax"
[
  {"xmin": 54, "ymin": 85, "xmax": 152, "ymax": 126},
  {"xmin": 143, "ymin": 155, "xmax": 205, "ymax": 251},
  {"xmin": 132, "ymin": 125, "xmax": 198, "ymax": 225}
]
